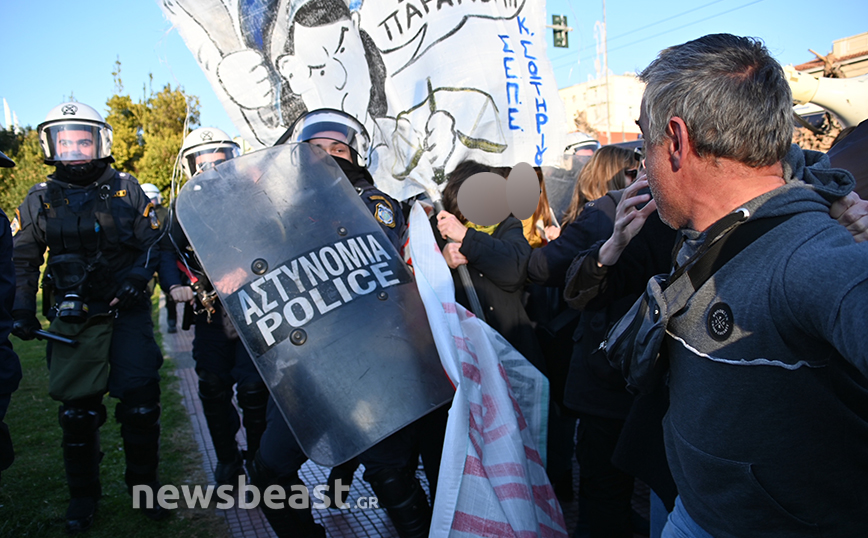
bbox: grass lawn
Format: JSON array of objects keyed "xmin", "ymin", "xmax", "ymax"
[{"xmin": 0, "ymin": 293, "xmax": 229, "ymax": 538}]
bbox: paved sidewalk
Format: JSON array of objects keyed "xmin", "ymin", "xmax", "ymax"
[{"xmin": 157, "ymin": 299, "xmax": 612, "ymax": 537}]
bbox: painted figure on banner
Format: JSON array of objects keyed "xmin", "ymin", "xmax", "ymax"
[{"xmin": 159, "ymin": 0, "xmax": 565, "ymax": 200}]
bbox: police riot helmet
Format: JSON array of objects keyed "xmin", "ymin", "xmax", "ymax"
[
  {"xmin": 180, "ymin": 127, "xmax": 240, "ymax": 179},
  {"xmin": 285, "ymin": 109, "xmax": 371, "ymax": 167},
  {"xmin": 141, "ymin": 183, "xmax": 162, "ymax": 205},
  {"xmin": 0, "ymin": 150, "xmax": 14, "ymax": 168},
  {"xmin": 37, "ymin": 102, "xmax": 113, "ymax": 165}
]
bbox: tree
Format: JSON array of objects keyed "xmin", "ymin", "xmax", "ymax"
[
  {"xmin": 135, "ymin": 84, "xmax": 200, "ymax": 192},
  {"xmin": 105, "ymin": 60, "xmax": 200, "ymax": 198},
  {"xmin": 0, "ymin": 128, "xmax": 52, "ymax": 215}
]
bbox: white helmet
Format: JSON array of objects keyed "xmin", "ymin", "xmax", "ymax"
[
  {"xmin": 283, "ymin": 108, "xmax": 371, "ymax": 167},
  {"xmin": 37, "ymin": 102, "xmax": 113, "ymax": 164},
  {"xmin": 180, "ymin": 127, "xmax": 240, "ymax": 179},
  {"xmin": 141, "ymin": 183, "xmax": 162, "ymax": 205}
]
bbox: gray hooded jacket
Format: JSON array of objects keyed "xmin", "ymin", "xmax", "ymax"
[{"xmin": 664, "ymin": 145, "xmax": 868, "ymax": 537}]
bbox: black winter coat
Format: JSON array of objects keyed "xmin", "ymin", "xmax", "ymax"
[{"xmin": 434, "ymin": 216, "xmax": 545, "ymax": 374}]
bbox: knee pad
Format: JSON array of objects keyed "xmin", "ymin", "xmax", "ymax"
[
  {"xmin": 116, "ymin": 401, "xmax": 161, "ymax": 430},
  {"xmin": 236, "ymin": 382, "xmax": 268, "ymax": 412},
  {"xmin": 248, "ymin": 450, "xmax": 302, "ymax": 490},
  {"xmin": 59, "ymin": 405, "xmax": 107, "ymax": 436},
  {"xmin": 197, "ymin": 369, "xmax": 232, "ymax": 401}
]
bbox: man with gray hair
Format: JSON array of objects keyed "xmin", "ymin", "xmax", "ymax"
[{"xmin": 627, "ymin": 34, "xmax": 868, "ymax": 537}]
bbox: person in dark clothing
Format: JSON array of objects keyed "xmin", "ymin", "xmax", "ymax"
[
  {"xmin": 251, "ymin": 108, "xmax": 428, "ymax": 538},
  {"xmin": 520, "ymin": 166, "xmax": 577, "ymax": 502},
  {"xmin": 529, "ymin": 148, "xmax": 662, "ymax": 538},
  {"xmin": 435, "ymin": 160, "xmax": 545, "ymax": 373},
  {"xmin": 141, "ymin": 183, "xmax": 176, "ymax": 333},
  {"xmin": 10, "ymin": 102, "xmax": 165, "ymax": 533},
  {"xmin": 0, "ymin": 150, "xmax": 21, "ymax": 485},
  {"xmin": 158, "ymin": 127, "xmax": 269, "ymax": 486}
]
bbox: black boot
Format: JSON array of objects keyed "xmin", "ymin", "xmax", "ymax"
[
  {"xmin": 325, "ymin": 457, "xmax": 359, "ymax": 509},
  {"xmin": 236, "ymin": 381, "xmax": 268, "ymax": 466},
  {"xmin": 60, "ymin": 402, "xmax": 106, "ymax": 535},
  {"xmin": 117, "ymin": 385, "xmax": 168, "ymax": 521},
  {"xmin": 197, "ymin": 370, "xmax": 244, "ymax": 485},
  {"xmin": 367, "ymin": 468, "xmax": 431, "ymax": 538},
  {"xmin": 248, "ymin": 451, "xmax": 326, "ymax": 538}
]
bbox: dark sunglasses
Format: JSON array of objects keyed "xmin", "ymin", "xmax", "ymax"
[{"xmin": 625, "ymin": 168, "xmax": 639, "ymax": 180}]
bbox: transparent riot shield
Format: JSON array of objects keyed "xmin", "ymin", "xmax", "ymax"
[{"xmin": 176, "ymin": 143, "xmax": 454, "ymax": 466}]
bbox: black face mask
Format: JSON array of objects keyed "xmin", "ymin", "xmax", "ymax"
[
  {"xmin": 54, "ymin": 160, "xmax": 108, "ymax": 185},
  {"xmin": 334, "ymin": 156, "xmax": 374, "ymax": 189}
]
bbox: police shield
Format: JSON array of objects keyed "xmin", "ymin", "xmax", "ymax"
[{"xmin": 176, "ymin": 143, "xmax": 453, "ymax": 466}]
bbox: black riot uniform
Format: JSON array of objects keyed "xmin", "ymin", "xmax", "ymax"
[
  {"xmin": 158, "ymin": 209, "xmax": 268, "ymax": 484},
  {"xmin": 12, "ymin": 165, "xmax": 165, "ymax": 529},
  {"xmin": 249, "ymin": 109, "xmax": 426, "ymax": 538},
  {"xmin": 0, "ymin": 151, "xmax": 22, "ymax": 483}
]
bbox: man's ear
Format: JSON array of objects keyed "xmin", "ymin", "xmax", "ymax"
[{"xmin": 667, "ymin": 116, "xmax": 690, "ymax": 171}]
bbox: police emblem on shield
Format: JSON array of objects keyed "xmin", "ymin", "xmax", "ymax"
[{"xmin": 176, "ymin": 143, "xmax": 453, "ymax": 466}]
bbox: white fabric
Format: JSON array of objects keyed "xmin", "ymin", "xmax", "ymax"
[
  {"xmin": 408, "ymin": 203, "xmax": 567, "ymax": 538},
  {"xmin": 158, "ymin": 0, "xmax": 567, "ymax": 201}
]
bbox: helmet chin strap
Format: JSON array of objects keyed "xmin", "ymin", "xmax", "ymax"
[{"xmin": 54, "ymin": 159, "xmax": 109, "ymax": 185}]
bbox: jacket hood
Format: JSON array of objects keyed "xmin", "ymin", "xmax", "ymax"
[
  {"xmin": 782, "ymin": 144, "xmax": 854, "ymax": 201},
  {"xmin": 748, "ymin": 144, "xmax": 855, "ymax": 221}
]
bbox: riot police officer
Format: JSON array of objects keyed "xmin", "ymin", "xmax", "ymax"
[
  {"xmin": 0, "ymin": 150, "xmax": 22, "ymax": 484},
  {"xmin": 141, "ymin": 183, "xmax": 177, "ymax": 333},
  {"xmin": 158, "ymin": 127, "xmax": 268, "ymax": 485},
  {"xmin": 10, "ymin": 102, "xmax": 165, "ymax": 532},
  {"xmin": 248, "ymin": 109, "xmax": 429, "ymax": 538}
]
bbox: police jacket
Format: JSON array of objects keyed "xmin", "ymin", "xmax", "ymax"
[
  {"xmin": 156, "ymin": 209, "xmax": 191, "ymax": 291},
  {"xmin": 12, "ymin": 166, "xmax": 161, "ymax": 313}
]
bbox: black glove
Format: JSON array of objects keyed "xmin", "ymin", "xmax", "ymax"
[
  {"xmin": 112, "ymin": 274, "xmax": 150, "ymax": 311},
  {"xmin": 11, "ymin": 310, "xmax": 40, "ymax": 341}
]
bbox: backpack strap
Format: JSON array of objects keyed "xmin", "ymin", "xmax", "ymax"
[{"xmin": 685, "ymin": 214, "xmax": 793, "ymax": 291}]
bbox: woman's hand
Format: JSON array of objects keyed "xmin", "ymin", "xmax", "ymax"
[
  {"xmin": 442, "ymin": 242, "xmax": 468, "ymax": 269},
  {"xmin": 437, "ymin": 210, "xmax": 467, "ymax": 243},
  {"xmin": 545, "ymin": 225, "xmax": 561, "ymax": 241}
]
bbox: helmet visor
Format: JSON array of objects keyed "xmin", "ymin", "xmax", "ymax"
[
  {"xmin": 40, "ymin": 122, "xmax": 111, "ymax": 162},
  {"xmin": 289, "ymin": 110, "xmax": 370, "ymax": 166},
  {"xmin": 183, "ymin": 145, "xmax": 241, "ymax": 178}
]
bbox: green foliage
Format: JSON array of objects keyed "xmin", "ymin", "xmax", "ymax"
[
  {"xmin": 135, "ymin": 84, "xmax": 200, "ymax": 193},
  {"xmin": 105, "ymin": 63, "xmax": 200, "ymax": 199},
  {"xmin": 0, "ymin": 128, "xmax": 52, "ymax": 216},
  {"xmin": 105, "ymin": 93, "xmax": 144, "ymax": 173}
]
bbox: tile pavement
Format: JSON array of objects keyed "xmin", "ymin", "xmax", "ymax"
[{"xmin": 157, "ymin": 298, "xmax": 646, "ymax": 537}]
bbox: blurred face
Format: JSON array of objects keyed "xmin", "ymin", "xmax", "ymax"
[
  {"xmin": 308, "ymin": 131, "xmax": 353, "ymax": 163},
  {"xmin": 56, "ymin": 129, "xmax": 95, "ymax": 164}
]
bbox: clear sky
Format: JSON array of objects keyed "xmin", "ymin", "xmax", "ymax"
[{"xmin": 2, "ymin": 0, "xmax": 866, "ymax": 138}]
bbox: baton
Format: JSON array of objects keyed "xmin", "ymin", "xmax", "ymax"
[
  {"xmin": 433, "ymin": 200, "xmax": 487, "ymax": 322},
  {"xmin": 35, "ymin": 330, "xmax": 78, "ymax": 346}
]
